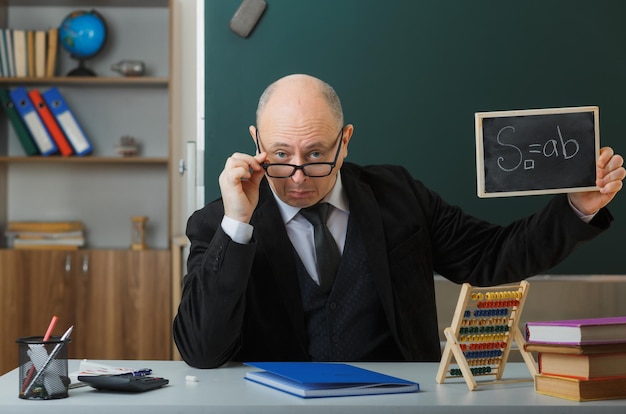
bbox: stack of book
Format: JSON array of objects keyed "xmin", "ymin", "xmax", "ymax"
[
  {"xmin": 525, "ymin": 316, "xmax": 626, "ymax": 401},
  {"xmin": 4, "ymin": 221, "xmax": 86, "ymax": 250},
  {"xmin": 0, "ymin": 85, "xmax": 93, "ymax": 157},
  {"xmin": 0, "ymin": 27, "xmax": 58, "ymax": 78}
]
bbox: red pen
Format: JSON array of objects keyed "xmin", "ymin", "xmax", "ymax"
[{"xmin": 21, "ymin": 315, "xmax": 58, "ymax": 393}]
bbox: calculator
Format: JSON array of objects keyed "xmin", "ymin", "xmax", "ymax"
[{"xmin": 78, "ymin": 375, "xmax": 169, "ymax": 392}]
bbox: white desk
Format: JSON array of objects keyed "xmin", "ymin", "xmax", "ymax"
[{"xmin": 0, "ymin": 360, "xmax": 625, "ymax": 413}]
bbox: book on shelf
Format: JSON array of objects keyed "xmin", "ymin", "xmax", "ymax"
[
  {"xmin": 9, "ymin": 86, "xmax": 58, "ymax": 155},
  {"xmin": 45, "ymin": 28, "xmax": 58, "ymax": 77},
  {"xmin": 34, "ymin": 30, "xmax": 46, "ymax": 78},
  {"xmin": 13, "ymin": 243, "xmax": 81, "ymax": 251},
  {"xmin": 534, "ymin": 373, "xmax": 626, "ymax": 402},
  {"xmin": 0, "ymin": 30, "xmax": 8, "ymax": 76},
  {"xmin": 12, "ymin": 29, "xmax": 27, "ymax": 77},
  {"xmin": 538, "ymin": 351, "xmax": 626, "ymax": 380},
  {"xmin": 12, "ymin": 236, "xmax": 84, "ymax": 248},
  {"xmin": 525, "ymin": 316, "xmax": 626, "ymax": 345},
  {"xmin": 6, "ymin": 221, "xmax": 84, "ymax": 233},
  {"xmin": 10, "ymin": 230, "xmax": 84, "ymax": 240},
  {"xmin": 29, "ymin": 88, "xmax": 74, "ymax": 156},
  {"xmin": 42, "ymin": 87, "xmax": 93, "ymax": 156},
  {"xmin": 0, "ymin": 88, "xmax": 39, "ymax": 155},
  {"xmin": 5, "ymin": 221, "xmax": 85, "ymax": 250},
  {"xmin": 244, "ymin": 362, "xmax": 420, "ymax": 398},
  {"xmin": 0, "ymin": 26, "xmax": 58, "ymax": 78},
  {"xmin": 27, "ymin": 30, "xmax": 34, "ymax": 77},
  {"xmin": 4, "ymin": 29, "xmax": 15, "ymax": 77}
]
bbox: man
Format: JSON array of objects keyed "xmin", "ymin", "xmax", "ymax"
[{"xmin": 173, "ymin": 74, "xmax": 625, "ymax": 369}]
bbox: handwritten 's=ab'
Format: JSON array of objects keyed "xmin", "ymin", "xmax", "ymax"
[{"xmin": 496, "ymin": 124, "xmax": 580, "ymax": 172}]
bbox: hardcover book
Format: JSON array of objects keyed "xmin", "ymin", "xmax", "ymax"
[
  {"xmin": 525, "ymin": 341, "xmax": 626, "ymax": 355},
  {"xmin": 525, "ymin": 316, "xmax": 626, "ymax": 345},
  {"xmin": 535, "ymin": 373, "xmax": 626, "ymax": 401},
  {"xmin": 244, "ymin": 362, "xmax": 420, "ymax": 398},
  {"xmin": 12, "ymin": 29, "xmax": 26, "ymax": 77},
  {"xmin": 45, "ymin": 28, "xmax": 58, "ymax": 77},
  {"xmin": 539, "ymin": 352, "xmax": 626, "ymax": 379}
]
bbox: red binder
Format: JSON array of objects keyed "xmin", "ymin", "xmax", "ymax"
[{"xmin": 28, "ymin": 89, "xmax": 73, "ymax": 156}]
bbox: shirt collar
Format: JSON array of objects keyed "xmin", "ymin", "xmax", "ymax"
[{"xmin": 271, "ymin": 170, "xmax": 349, "ymax": 225}]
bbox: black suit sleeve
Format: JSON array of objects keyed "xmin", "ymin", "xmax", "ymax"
[
  {"xmin": 429, "ymin": 193, "xmax": 613, "ymax": 285},
  {"xmin": 173, "ymin": 205, "xmax": 256, "ymax": 368}
]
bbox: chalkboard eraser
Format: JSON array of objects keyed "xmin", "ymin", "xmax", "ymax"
[{"xmin": 230, "ymin": 0, "xmax": 267, "ymax": 38}]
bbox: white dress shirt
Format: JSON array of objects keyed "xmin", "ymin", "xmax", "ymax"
[{"xmin": 221, "ymin": 172, "xmax": 349, "ymax": 284}]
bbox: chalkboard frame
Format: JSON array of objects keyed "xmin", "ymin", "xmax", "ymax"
[{"xmin": 475, "ymin": 106, "xmax": 600, "ymax": 198}]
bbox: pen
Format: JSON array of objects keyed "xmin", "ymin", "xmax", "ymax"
[
  {"xmin": 22, "ymin": 325, "xmax": 73, "ymax": 398},
  {"xmin": 21, "ymin": 315, "xmax": 58, "ymax": 393}
]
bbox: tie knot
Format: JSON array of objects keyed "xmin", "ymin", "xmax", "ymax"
[{"xmin": 300, "ymin": 203, "xmax": 330, "ymax": 226}]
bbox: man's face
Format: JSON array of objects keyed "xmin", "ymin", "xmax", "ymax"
[
  {"xmin": 252, "ymin": 78, "xmax": 353, "ymax": 208},
  {"xmin": 256, "ymin": 122, "xmax": 347, "ymax": 208}
]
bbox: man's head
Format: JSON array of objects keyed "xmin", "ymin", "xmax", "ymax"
[{"xmin": 250, "ymin": 74, "xmax": 354, "ymax": 208}]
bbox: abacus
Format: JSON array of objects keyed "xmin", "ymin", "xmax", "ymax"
[{"xmin": 435, "ymin": 281, "xmax": 537, "ymax": 390}]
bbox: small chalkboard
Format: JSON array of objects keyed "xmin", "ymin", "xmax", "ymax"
[{"xmin": 475, "ymin": 106, "xmax": 600, "ymax": 198}]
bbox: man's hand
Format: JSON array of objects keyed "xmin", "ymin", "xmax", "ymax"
[
  {"xmin": 219, "ymin": 152, "xmax": 267, "ymax": 223},
  {"xmin": 569, "ymin": 146, "xmax": 625, "ymax": 215}
]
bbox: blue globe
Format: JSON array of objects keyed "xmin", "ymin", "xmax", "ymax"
[{"xmin": 59, "ymin": 10, "xmax": 106, "ymax": 59}]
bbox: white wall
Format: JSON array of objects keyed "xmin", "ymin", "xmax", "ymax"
[{"xmin": 170, "ymin": 0, "xmax": 204, "ymax": 274}]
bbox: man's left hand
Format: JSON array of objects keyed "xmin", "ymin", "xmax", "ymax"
[{"xmin": 569, "ymin": 146, "xmax": 625, "ymax": 215}]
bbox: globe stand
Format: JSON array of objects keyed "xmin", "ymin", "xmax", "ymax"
[{"xmin": 67, "ymin": 59, "xmax": 96, "ymax": 77}]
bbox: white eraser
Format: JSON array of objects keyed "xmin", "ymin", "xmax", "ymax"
[{"xmin": 185, "ymin": 375, "xmax": 199, "ymax": 382}]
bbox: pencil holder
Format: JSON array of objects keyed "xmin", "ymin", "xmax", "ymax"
[{"xmin": 16, "ymin": 335, "xmax": 71, "ymax": 400}]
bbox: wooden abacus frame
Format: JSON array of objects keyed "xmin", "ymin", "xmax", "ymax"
[{"xmin": 436, "ymin": 281, "xmax": 537, "ymax": 390}]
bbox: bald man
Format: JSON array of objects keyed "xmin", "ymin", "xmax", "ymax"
[{"xmin": 173, "ymin": 74, "xmax": 625, "ymax": 368}]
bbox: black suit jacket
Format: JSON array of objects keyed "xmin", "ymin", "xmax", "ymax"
[{"xmin": 173, "ymin": 163, "xmax": 611, "ymax": 368}]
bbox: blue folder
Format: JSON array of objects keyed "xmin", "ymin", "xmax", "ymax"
[
  {"xmin": 41, "ymin": 87, "xmax": 93, "ymax": 156},
  {"xmin": 244, "ymin": 362, "xmax": 420, "ymax": 398}
]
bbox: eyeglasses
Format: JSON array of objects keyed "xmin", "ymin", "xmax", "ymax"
[{"xmin": 255, "ymin": 128, "xmax": 344, "ymax": 178}]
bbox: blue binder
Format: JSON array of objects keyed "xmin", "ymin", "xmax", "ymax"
[
  {"xmin": 9, "ymin": 86, "xmax": 57, "ymax": 156},
  {"xmin": 42, "ymin": 87, "xmax": 93, "ymax": 156}
]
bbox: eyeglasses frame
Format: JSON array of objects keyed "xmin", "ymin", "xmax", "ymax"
[{"xmin": 255, "ymin": 128, "xmax": 344, "ymax": 178}]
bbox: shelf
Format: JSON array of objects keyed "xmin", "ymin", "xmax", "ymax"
[
  {"xmin": 5, "ymin": 0, "xmax": 169, "ymax": 7},
  {"xmin": 0, "ymin": 0, "xmax": 173, "ymax": 250},
  {"xmin": 0, "ymin": 77, "xmax": 169, "ymax": 86},
  {"xmin": 0, "ymin": 156, "xmax": 168, "ymax": 164}
]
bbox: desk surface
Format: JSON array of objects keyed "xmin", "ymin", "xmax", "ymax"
[{"xmin": 1, "ymin": 360, "xmax": 625, "ymax": 413}]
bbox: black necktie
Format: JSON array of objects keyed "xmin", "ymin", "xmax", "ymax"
[{"xmin": 300, "ymin": 203, "xmax": 340, "ymax": 293}]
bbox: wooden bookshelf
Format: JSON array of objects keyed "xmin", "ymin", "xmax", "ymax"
[{"xmin": 0, "ymin": 0, "xmax": 179, "ymax": 373}]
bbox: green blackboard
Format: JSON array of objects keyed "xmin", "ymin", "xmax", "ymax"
[{"xmin": 205, "ymin": 0, "xmax": 626, "ymax": 274}]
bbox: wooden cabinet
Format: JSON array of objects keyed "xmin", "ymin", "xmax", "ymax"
[
  {"xmin": 0, "ymin": 249, "xmax": 171, "ymax": 375},
  {"xmin": 72, "ymin": 250, "xmax": 171, "ymax": 360}
]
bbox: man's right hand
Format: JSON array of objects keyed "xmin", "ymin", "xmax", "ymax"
[{"xmin": 218, "ymin": 152, "xmax": 267, "ymax": 224}]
